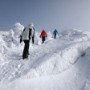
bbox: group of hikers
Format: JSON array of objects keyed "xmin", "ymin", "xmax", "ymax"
[{"xmin": 20, "ymin": 23, "xmax": 58, "ymax": 59}]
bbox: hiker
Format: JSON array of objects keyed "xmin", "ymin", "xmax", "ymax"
[
  {"xmin": 20, "ymin": 23, "xmax": 35, "ymax": 59},
  {"xmin": 40, "ymin": 30, "xmax": 47, "ymax": 43},
  {"xmin": 53, "ymin": 29, "xmax": 58, "ymax": 39}
]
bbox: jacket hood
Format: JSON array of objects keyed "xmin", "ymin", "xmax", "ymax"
[{"xmin": 28, "ymin": 23, "xmax": 34, "ymax": 28}]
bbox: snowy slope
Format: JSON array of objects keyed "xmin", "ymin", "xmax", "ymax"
[
  {"xmin": 2, "ymin": 48, "xmax": 90, "ymax": 90},
  {"xmin": 0, "ymin": 23, "xmax": 90, "ymax": 90}
]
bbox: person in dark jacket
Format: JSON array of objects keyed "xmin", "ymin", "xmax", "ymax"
[
  {"xmin": 20, "ymin": 23, "xmax": 35, "ymax": 59},
  {"xmin": 40, "ymin": 30, "xmax": 47, "ymax": 43},
  {"xmin": 53, "ymin": 29, "xmax": 58, "ymax": 39}
]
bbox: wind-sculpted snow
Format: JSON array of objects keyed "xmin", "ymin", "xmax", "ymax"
[
  {"xmin": 61, "ymin": 29, "xmax": 89, "ymax": 42},
  {"xmin": 0, "ymin": 24, "xmax": 90, "ymax": 90},
  {"xmin": 0, "ymin": 27, "xmax": 90, "ymax": 84}
]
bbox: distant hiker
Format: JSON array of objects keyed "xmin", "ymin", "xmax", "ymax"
[
  {"xmin": 40, "ymin": 30, "xmax": 47, "ymax": 43},
  {"xmin": 20, "ymin": 23, "xmax": 35, "ymax": 59},
  {"xmin": 53, "ymin": 29, "xmax": 58, "ymax": 39}
]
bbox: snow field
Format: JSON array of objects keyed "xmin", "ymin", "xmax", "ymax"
[{"xmin": 0, "ymin": 23, "xmax": 90, "ymax": 90}]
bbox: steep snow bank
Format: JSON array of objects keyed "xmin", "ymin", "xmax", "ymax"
[
  {"xmin": 21, "ymin": 41, "xmax": 90, "ymax": 78},
  {"xmin": 1, "ymin": 47, "xmax": 90, "ymax": 90}
]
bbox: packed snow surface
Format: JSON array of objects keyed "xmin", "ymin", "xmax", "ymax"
[{"xmin": 0, "ymin": 23, "xmax": 90, "ymax": 90}]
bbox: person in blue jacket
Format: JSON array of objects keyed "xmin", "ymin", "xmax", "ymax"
[{"xmin": 53, "ymin": 29, "xmax": 58, "ymax": 39}]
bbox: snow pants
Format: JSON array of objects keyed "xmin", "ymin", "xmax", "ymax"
[
  {"xmin": 42, "ymin": 36, "xmax": 45, "ymax": 43},
  {"xmin": 54, "ymin": 34, "xmax": 56, "ymax": 39},
  {"xmin": 23, "ymin": 40, "xmax": 30, "ymax": 59}
]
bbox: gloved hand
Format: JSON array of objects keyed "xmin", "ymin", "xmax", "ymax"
[{"xmin": 20, "ymin": 38, "xmax": 22, "ymax": 43}]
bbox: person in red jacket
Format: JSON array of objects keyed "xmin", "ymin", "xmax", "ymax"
[{"xmin": 40, "ymin": 30, "xmax": 47, "ymax": 43}]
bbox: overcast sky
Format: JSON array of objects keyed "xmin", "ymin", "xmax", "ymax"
[{"xmin": 0, "ymin": 0, "xmax": 90, "ymax": 32}]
